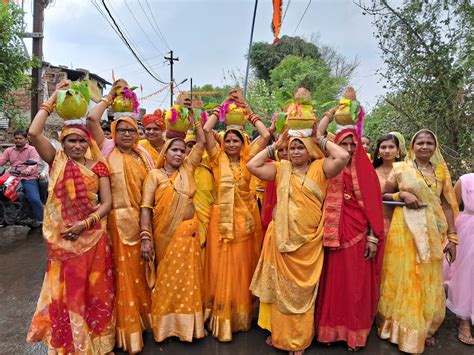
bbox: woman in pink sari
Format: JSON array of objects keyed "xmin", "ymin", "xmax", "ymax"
[{"xmin": 444, "ymin": 172, "xmax": 474, "ymax": 345}]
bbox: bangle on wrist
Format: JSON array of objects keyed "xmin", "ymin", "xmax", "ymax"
[
  {"xmin": 447, "ymin": 232, "xmax": 459, "ymax": 245},
  {"xmin": 367, "ymin": 235, "xmax": 379, "ymax": 244},
  {"xmin": 40, "ymin": 102, "xmax": 53, "ymax": 115},
  {"xmin": 100, "ymin": 95, "xmax": 113, "ymax": 107},
  {"xmin": 392, "ymin": 192, "xmax": 401, "ymax": 202}
]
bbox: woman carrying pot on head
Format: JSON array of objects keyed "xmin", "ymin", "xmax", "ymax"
[
  {"xmin": 248, "ymin": 116, "xmax": 349, "ymax": 354},
  {"xmin": 87, "ymin": 79, "xmax": 154, "ymax": 354},
  {"xmin": 27, "ymin": 80, "xmax": 115, "ymax": 354},
  {"xmin": 202, "ymin": 89, "xmax": 271, "ymax": 341},
  {"xmin": 377, "ymin": 129, "xmax": 458, "ymax": 353},
  {"xmin": 140, "ymin": 119, "xmax": 206, "ymax": 343}
]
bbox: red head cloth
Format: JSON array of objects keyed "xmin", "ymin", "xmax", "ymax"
[
  {"xmin": 142, "ymin": 110, "xmax": 165, "ymax": 131},
  {"xmin": 324, "ymin": 128, "xmax": 384, "ymax": 248}
]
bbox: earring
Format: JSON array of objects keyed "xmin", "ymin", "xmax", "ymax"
[{"xmin": 396, "ymin": 152, "xmax": 400, "ymax": 158}]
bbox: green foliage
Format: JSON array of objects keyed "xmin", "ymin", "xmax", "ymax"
[
  {"xmin": 249, "ymin": 35, "xmax": 321, "ymax": 82},
  {"xmin": 360, "ymin": 0, "xmax": 473, "ymax": 178},
  {"xmin": 0, "ymin": 4, "xmax": 36, "ymax": 113},
  {"xmin": 246, "ymin": 79, "xmax": 279, "ymax": 127},
  {"xmin": 270, "ymin": 55, "xmax": 346, "ymax": 115},
  {"xmin": 5, "ymin": 107, "xmax": 30, "ymax": 130},
  {"xmin": 191, "ymin": 83, "xmax": 233, "ymax": 109}
]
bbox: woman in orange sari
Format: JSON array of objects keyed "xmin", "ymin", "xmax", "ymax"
[
  {"xmin": 139, "ymin": 110, "xmax": 165, "ymax": 166},
  {"xmin": 202, "ymin": 93, "xmax": 270, "ymax": 341},
  {"xmin": 248, "ymin": 122, "xmax": 349, "ymax": 354},
  {"xmin": 27, "ymin": 81, "xmax": 115, "ymax": 353},
  {"xmin": 140, "ymin": 124, "xmax": 206, "ymax": 343},
  {"xmin": 88, "ymin": 80, "xmax": 154, "ymax": 353},
  {"xmin": 377, "ymin": 130, "xmax": 458, "ymax": 353}
]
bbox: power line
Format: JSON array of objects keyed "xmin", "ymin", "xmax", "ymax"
[
  {"xmin": 95, "ymin": 54, "xmax": 164, "ymax": 74},
  {"xmin": 137, "ymin": 0, "xmax": 170, "ymax": 51},
  {"xmin": 282, "ymin": 0, "xmax": 291, "ymax": 21},
  {"xmin": 144, "ymin": 0, "xmax": 171, "ymax": 50},
  {"xmin": 123, "ymin": 0, "xmax": 165, "ymax": 56},
  {"xmin": 293, "ymin": 0, "xmax": 312, "ymax": 36},
  {"xmin": 98, "ymin": 0, "xmax": 168, "ymax": 84}
]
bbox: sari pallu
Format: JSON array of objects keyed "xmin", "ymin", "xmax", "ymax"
[
  {"xmin": 316, "ymin": 129, "xmax": 384, "ymax": 349},
  {"xmin": 102, "ymin": 116, "xmax": 153, "ymax": 353},
  {"xmin": 377, "ymin": 133, "xmax": 458, "ymax": 353},
  {"xmin": 250, "ymin": 152, "xmax": 328, "ymax": 352},
  {"xmin": 142, "ymin": 141, "xmax": 205, "ymax": 342},
  {"xmin": 203, "ymin": 130, "xmax": 264, "ymax": 342},
  {"xmin": 27, "ymin": 149, "xmax": 115, "ymax": 354}
]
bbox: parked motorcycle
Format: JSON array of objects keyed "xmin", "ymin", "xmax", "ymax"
[{"xmin": 0, "ymin": 160, "xmax": 40, "ymax": 228}]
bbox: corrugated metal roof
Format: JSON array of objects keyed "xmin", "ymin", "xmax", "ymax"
[{"xmin": 0, "ymin": 112, "xmax": 9, "ymax": 129}]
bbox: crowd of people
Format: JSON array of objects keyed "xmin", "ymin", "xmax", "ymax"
[{"xmin": 15, "ymin": 79, "xmax": 472, "ymax": 354}]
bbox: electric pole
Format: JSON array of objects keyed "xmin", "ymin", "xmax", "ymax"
[
  {"xmin": 164, "ymin": 50, "xmax": 179, "ymax": 106},
  {"xmin": 30, "ymin": 0, "xmax": 46, "ymax": 120}
]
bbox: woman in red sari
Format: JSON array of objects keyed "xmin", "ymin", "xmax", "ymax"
[
  {"xmin": 26, "ymin": 81, "xmax": 115, "ymax": 353},
  {"xmin": 316, "ymin": 128, "xmax": 384, "ymax": 351}
]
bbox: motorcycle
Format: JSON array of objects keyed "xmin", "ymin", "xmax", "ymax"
[{"xmin": 0, "ymin": 160, "xmax": 40, "ymax": 227}]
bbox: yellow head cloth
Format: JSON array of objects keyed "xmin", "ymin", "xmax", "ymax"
[
  {"xmin": 111, "ymin": 116, "xmax": 139, "ymax": 148},
  {"xmin": 59, "ymin": 124, "xmax": 104, "ymax": 163},
  {"xmin": 184, "ymin": 131, "xmax": 196, "ymax": 144},
  {"xmin": 155, "ymin": 138, "xmax": 185, "ymax": 169},
  {"xmin": 288, "ymin": 136, "xmax": 325, "ymax": 162},
  {"xmin": 389, "ymin": 131, "xmax": 407, "ymax": 159}
]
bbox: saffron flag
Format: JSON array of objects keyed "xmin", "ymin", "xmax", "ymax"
[{"xmin": 272, "ymin": 0, "xmax": 282, "ymax": 44}]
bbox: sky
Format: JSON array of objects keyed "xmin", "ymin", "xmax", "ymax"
[{"xmin": 19, "ymin": 0, "xmax": 392, "ymax": 113}]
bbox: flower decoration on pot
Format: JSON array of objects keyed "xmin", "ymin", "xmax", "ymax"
[
  {"xmin": 219, "ymin": 88, "xmax": 249, "ymax": 127},
  {"xmin": 112, "ymin": 85, "xmax": 139, "ymax": 116},
  {"xmin": 165, "ymin": 105, "xmax": 193, "ymax": 138},
  {"xmin": 55, "ymin": 81, "xmax": 91, "ymax": 120}
]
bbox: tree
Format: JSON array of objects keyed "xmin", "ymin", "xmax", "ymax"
[
  {"xmin": 270, "ymin": 55, "xmax": 346, "ymax": 114},
  {"xmin": 356, "ymin": 0, "xmax": 473, "ymax": 177},
  {"xmin": 246, "ymin": 79, "xmax": 279, "ymax": 126},
  {"xmin": 249, "ymin": 35, "xmax": 321, "ymax": 81},
  {"xmin": 0, "ymin": 4, "xmax": 35, "ymax": 115}
]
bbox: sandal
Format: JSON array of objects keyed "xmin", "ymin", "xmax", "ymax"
[
  {"xmin": 425, "ymin": 336, "xmax": 436, "ymax": 346},
  {"xmin": 458, "ymin": 333, "xmax": 474, "ymax": 345}
]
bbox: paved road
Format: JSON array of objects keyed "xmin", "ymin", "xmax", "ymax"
[{"xmin": 0, "ymin": 226, "xmax": 471, "ymax": 354}]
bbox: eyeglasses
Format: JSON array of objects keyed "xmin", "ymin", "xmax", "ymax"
[{"xmin": 116, "ymin": 128, "xmax": 138, "ymax": 135}]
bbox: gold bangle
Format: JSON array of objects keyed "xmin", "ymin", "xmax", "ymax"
[
  {"xmin": 83, "ymin": 218, "xmax": 90, "ymax": 231},
  {"xmin": 392, "ymin": 192, "xmax": 401, "ymax": 202},
  {"xmin": 100, "ymin": 95, "xmax": 113, "ymax": 107},
  {"xmin": 194, "ymin": 121, "xmax": 202, "ymax": 129},
  {"xmin": 447, "ymin": 232, "xmax": 459, "ymax": 245}
]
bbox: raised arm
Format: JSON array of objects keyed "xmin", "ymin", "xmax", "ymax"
[
  {"xmin": 313, "ymin": 122, "xmax": 349, "ymax": 179},
  {"xmin": 87, "ymin": 79, "xmax": 123, "ymax": 148},
  {"xmin": 203, "ymin": 107, "xmax": 219, "ymax": 153},
  {"xmin": 28, "ymin": 80, "xmax": 71, "ymax": 164},
  {"xmin": 246, "ymin": 148, "xmax": 277, "ymax": 182}
]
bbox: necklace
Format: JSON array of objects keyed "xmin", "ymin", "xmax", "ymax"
[
  {"xmin": 229, "ymin": 159, "xmax": 242, "ymax": 184},
  {"xmin": 162, "ymin": 166, "xmax": 176, "ymax": 179},
  {"xmin": 414, "ymin": 160, "xmax": 436, "ymax": 188},
  {"xmin": 292, "ymin": 161, "xmax": 310, "ymax": 186}
]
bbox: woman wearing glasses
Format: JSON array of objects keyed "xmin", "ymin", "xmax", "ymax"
[{"xmin": 87, "ymin": 80, "xmax": 154, "ymax": 354}]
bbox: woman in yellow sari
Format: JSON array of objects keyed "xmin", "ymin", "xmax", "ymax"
[
  {"xmin": 139, "ymin": 124, "xmax": 206, "ymax": 343},
  {"xmin": 184, "ymin": 132, "xmax": 216, "ymax": 264},
  {"xmin": 27, "ymin": 81, "xmax": 115, "ymax": 353},
  {"xmin": 377, "ymin": 129, "xmax": 458, "ymax": 354},
  {"xmin": 202, "ymin": 94, "xmax": 270, "ymax": 341},
  {"xmin": 247, "ymin": 120, "xmax": 349, "ymax": 354},
  {"xmin": 87, "ymin": 80, "xmax": 154, "ymax": 354}
]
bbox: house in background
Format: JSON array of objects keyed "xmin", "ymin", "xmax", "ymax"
[{"xmin": 1, "ymin": 63, "xmax": 111, "ymax": 146}]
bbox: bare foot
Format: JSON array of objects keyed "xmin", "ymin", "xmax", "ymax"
[
  {"xmin": 348, "ymin": 346, "xmax": 361, "ymax": 351},
  {"xmin": 425, "ymin": 336, "xmax": 435, "ymax": 346},
  {"xmin": 289, "ymin": 351, "xmax": 304, "ymax": 355},
  {"xmin": 266, "ymin": 335, "xmax": 273, "ymax": 347}
]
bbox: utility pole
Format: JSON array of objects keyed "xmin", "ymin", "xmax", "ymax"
[
  {"xmin": 244, "ymin": 0, "xmax": 258, "ymax": 98},
  {"xmin": 30, "ymin": 0, "xmax": 46, "ymax": 120},
  {"xmin": 190, "ymin": 78, "xmax": 193, "ymax": 101},
  {"xmin": 164, "ymin": 50, "xmax": 179, "ymax": 106}
]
